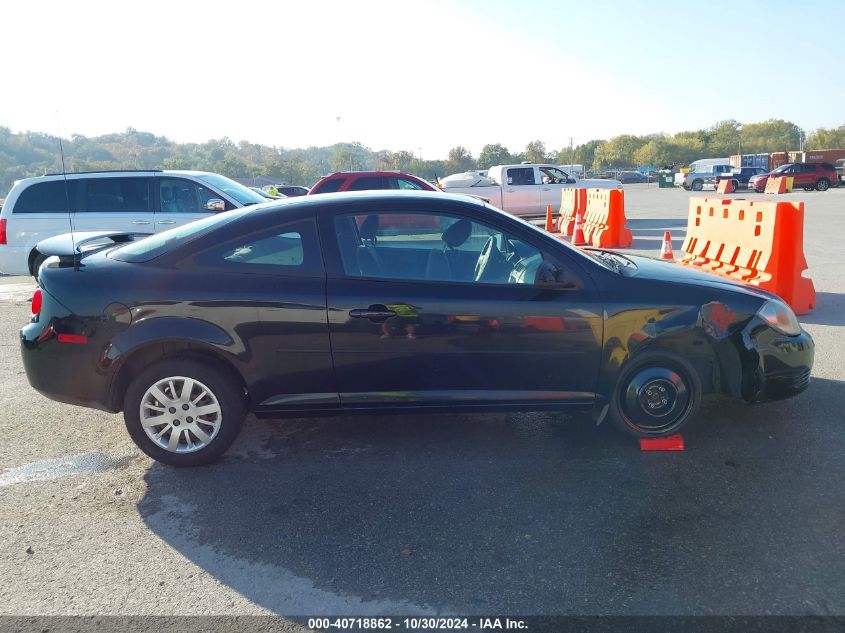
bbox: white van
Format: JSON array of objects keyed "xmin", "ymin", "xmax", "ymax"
[{"xmin": 0, "ymin": 170, "xmax": 267, "ymax": 276}]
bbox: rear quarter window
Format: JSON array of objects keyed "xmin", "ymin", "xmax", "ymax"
[{"xmin": 12, "ymin": 180, "xmax": 79, "ymax": 213}]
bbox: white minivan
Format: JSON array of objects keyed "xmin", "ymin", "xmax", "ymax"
[{"xmin": 0, "ymin": 170, "xmax": 267, "ymax": 276}]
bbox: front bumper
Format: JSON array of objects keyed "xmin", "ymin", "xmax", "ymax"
[{"xmin": 742, "ymin": 321, "xmax": 814, "ymax": 403}]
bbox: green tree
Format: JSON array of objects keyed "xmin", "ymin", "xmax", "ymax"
[
  {"xmin": 444, "ymin": 146, "xmax": 475, "ymax": 174},
  {"xmin": 478, "ymin": 143, "xmax": 512, "ymax": 169},
  {"xmin": 806, "ymin": 125, "xmax": 845, "ymax": 149},
  {"xmin": 524, "ymin": 140, "xmax": 548, "ymax": 164}
]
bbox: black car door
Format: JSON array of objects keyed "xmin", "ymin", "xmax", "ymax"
[
  {"xmin": 188, "ymin": 215, "xmax": 337, "ymax": 410},
  {"xmin": 318, "ymin": 199, "xmax": 604, "ymax": 408}
]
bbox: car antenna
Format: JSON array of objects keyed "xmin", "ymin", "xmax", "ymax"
[{"xmin": 56, "ymin": 112, "xmax": 78, "ymax": 271}]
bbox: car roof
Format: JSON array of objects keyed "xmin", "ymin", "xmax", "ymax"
[{"xmin": 14, "ymin": 169, "xmax": 220, "ymax": 185}]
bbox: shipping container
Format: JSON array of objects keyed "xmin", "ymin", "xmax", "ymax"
[
  {"xmin": 788, "ymin": 151, "xmax": 803, "ymax": 164},
  {"xmin": 803, "ymin": 149, "xmax": 845, "ymax": 164},
  {"xmin": 743, "ymin": 153, "xmax": 769, "ymax": 169},
  {"xmin": 770, "ymin": 152, "xmax": 789, "ymax": 170}
]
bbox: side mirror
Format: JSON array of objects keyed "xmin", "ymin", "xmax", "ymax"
[{"xmin": 205, "ymin": 199, "xmax": 226, "ymax": 212}]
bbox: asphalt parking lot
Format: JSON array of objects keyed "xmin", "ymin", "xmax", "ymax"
[{"xmin": 1, "ymin": 185, "xmax": 844, "ymax": 619}]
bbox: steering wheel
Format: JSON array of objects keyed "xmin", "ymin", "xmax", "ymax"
[{"xmin": 474, "ymin": 236, "xmax": 508, "ymax": 282}]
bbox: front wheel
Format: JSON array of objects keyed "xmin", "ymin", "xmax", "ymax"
[
  {"xmin": 608, "ymin": 352, "xmax": 702, "ymax": 438},
  {"xmin": 123, "ymin": 358, "xmax": 245, "ymax": 466},
  {"xmin": 691, "ymin": 180, "xmax": 703, "ymax": 191},
  {"xmin": 816, "ymin": 179, "xmax": 830, "ymax": 192}
]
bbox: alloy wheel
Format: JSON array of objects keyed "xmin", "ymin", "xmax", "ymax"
[{"xmin": 139, "ymin": 376, "xmax": 222, "ymax": 453}]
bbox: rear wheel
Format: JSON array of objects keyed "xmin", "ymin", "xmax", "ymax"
[
  {"xmin": 123, "ymin": 358, "xmax": 245, "ymax": 466},
  {"xmin": 608, "ymin": 352, "xmax": 701, "ymax": 438},
  {"xmin": 816, "ymin": 178, "xmax": 830, "ymax": 192}
]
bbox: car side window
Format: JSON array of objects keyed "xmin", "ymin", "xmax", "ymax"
[
  {"xmin": 313, "ymin": 179, "xmax": 344, "ymax": 194},
  {"xmin": 346, "ymin": 177, "xmax": 383, "ymax": 191},
  {"xmin": 333, "ymin": 211, "xmax": 551, "ymax": 286},
  {"xmin": 390, "ymin": 178, "xmax": 425, "ymax": 190},
  {"xmin": 83, "ymin": 178, "xmax": 151, "ymax": 213},
  {"xmin": 195, "ymin": 220, "xmax": 322, "ymax": 276},
  {"xmin": 159, "ymin": 178, "xmax": 220, "ymax": 214},
  {"xmin": 13, "ymin": 180, "xmax": 80, "ymax": 213},
  {"xmin": 507, "ymin": 167, "xmax": 536, "ymax": 186}
]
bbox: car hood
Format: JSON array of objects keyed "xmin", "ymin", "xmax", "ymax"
[{"xmin": 621, "ymin": 253, "xmax": 775, "ymax": 301}]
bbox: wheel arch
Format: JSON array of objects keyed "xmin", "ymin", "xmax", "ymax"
[{"xmin": 108, "ymin": 340, "xmax": 250, "ymax": 413}]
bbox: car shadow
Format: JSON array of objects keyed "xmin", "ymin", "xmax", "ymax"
[
  {"xmin": 137, "ymin": 378, "xmax": 845, "ymax": 616},
  {"xmin": 799, "ymin": 292, "xmax": 845, "ymax": 327}
]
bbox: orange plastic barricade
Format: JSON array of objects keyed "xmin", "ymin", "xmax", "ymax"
[
  {"xmin": 558, "ymin": 188, "xmax": 586, "ymax": 236},
  {"xmin": 716, "ymin": 178, "xmax": 734, "ymax": 194},
  {"xmin": 764, "ymin": 176, "xmax": 794, "ymax": 194},
  {"xmin": 581, "ymin": 189, "xmax": 633, "ymax": 248},
  {"xmin": 679, "ymin": 197, "xmax": 815, "ymax": 314}
]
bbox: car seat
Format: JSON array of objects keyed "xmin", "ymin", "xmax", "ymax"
[
  {"xmin": 356, "ymin": 214, "xmax": 383, "ymax": 277},
  {"xmin": 425, "ymin": 219, "xmax": 472, "ymax": 281}
]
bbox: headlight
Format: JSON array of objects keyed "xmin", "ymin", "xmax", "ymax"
[{"xmin": 757, "ymin": 300, "xmax": 802, "ymax": 336}]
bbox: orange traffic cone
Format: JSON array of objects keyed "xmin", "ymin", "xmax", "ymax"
[
  {"xmin": 660, "ymin": 231, "xmax": 674, "ymax": 261},
  {"xmin": 572, "ymin": 209, "xmax": 587, "ymax": 246},
  {"xmin": 544, "ymin": 204, "xmax": 554, "ymax": 232}
]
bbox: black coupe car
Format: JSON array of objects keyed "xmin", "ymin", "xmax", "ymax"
[{"xmin": 21, "ymin": 191, "xmax": 813, "ymax": 466}]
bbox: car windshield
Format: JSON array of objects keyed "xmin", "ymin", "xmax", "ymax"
[
  {"xmin": 110, "ymin": 208, "xmax": 251, "ymax": 262},
  {"xmin": 195, "ymin": 174, "xmax": 266, "ymax": 205},
  {"xmin": 771, "ymin": 165, "xmax": 790, "ymax": 174}
]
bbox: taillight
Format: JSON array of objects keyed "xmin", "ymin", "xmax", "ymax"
[
  {"xmin": 31, "ymin": 288, "xmax": 42, "ymax": 315},
  {"xmin": 0, "ymin": 218, "xmax": 6, "ymax": 245}
]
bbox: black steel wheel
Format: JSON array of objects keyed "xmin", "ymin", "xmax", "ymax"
[{"xmin": 608, "ymin": 352, "xmax": 701, "ymax": 438}]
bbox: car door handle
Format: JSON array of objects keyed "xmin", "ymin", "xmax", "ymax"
[
  {"xmin": 157, "ymin": 220, "xmax": 176, "ymax": 225},
  {"xmin": 542, "ymin": 187, "xmax": 551, "ymax": 191},
  {"xmin": 349, "ymin": 305, "xmax": 397, "ymax": 320},
  {"xmin": 132, "ymin": 220, "xmax": 151, "ymax": 225}
]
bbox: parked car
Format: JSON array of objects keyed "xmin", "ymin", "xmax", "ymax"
[
  {"xmin": 714, "ymin": 167, "xmax": 768, "ymax": 191},
  {"xmin": 21, "ymin": 191, "xmax": 813, "ymax": 466},
  {"xmin": 250, "ymin": 187, "xmax": 286, "ymax": 200},
  {"xmin": 268, "ymin": 185, "xmax": 310, "ymax": 197},
  {"xmin": 681, "ymin": 164, "xmax": 733, "ymax": 191},
  {"xmin": 439, "ymin": 164, "xmax": 622, "ymax": 219},
  {"xmin": 748, "ymin": 163, "xmax": 839, "ymax": 193},
  {"xmin": 309, "ymin": 171, "xmax": 437, "ymax": 195},
  {"xmin": 0, "ymin": 170, "xmax": 268, "ymax": 277},
  {"xmin": 674, "ymin": 158, "xmax": 731, "ymax": 187},
  {"xmin": 616, "ymin": 171, "xmax": 651, "ymax": 184}
]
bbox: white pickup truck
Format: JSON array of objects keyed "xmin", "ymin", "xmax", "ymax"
[{"xmin": 439, "ymin": 164, "xmax": 621, "ymax": 218}]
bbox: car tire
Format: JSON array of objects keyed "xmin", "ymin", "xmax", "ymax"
[
  {"xmin": 607, "ymin": 351, "xmax": 702, "ymax": 438},
  {"xmin": 803, "ymin": 186, "xmax": 814, "ymax": 192},
  {"xmin": 30, "ymin": 252, "xmax": 48, "ymax": 280},
  {"xmin": 731, "ymin": 180, "xmax": 740, "ymax": 192},
  {"xmin": 123, "ymin": 358, "xmax": 245, "ymax": 466},
  {"xmin": 816, "ymin": 179, "xmax": 830, "ymax": 192},
  {"xmin": 691, "ymin": 180, "xmax": 703, "ymax": 191}
]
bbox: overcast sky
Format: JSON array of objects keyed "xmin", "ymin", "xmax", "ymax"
[{"xmin": 3, "ymin": 0, "xmax": 842, "ymax": 157}]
